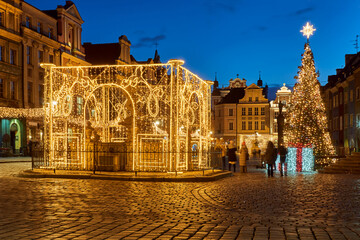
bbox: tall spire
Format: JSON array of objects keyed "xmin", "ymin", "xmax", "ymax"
[
  {"xmin": 214, "ymin": 72, "xmax": 219, "ymax": 88},
  {"xmin": 257, "ymin": 70, "xmax": 263, "ymax": 87}
]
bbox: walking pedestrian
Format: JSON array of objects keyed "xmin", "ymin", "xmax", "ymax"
[
  {"xmin": 265, "ymin": 141, "xmax": 277, "ymax": 177},
  {"xmin": 227, "ymin": 140, "xmax": 237, "ymax": 172},
  {"xmin": 279, "ymin": 144, "xmax": 288, "ymax": 176},
  {"xmin": 239, "ymin": 142, "xmax": 248, "ymax": 173}
]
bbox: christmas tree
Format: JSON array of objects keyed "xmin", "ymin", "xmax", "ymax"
[{"xmin": 286, "ymin": 23, "xmax": 335, "ymax": 157}]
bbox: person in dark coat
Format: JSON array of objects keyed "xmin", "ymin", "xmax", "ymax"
[
  {"xmin": 227, "ymin": 140, "xmax": 237, "ymax": 172},
  {"xmin": 279, "ymin": 145, "xmax": 288, "ymax": 176},
  {"xmin": 265, "ymin": 141, "xmax": 277, "ymax": 177}
]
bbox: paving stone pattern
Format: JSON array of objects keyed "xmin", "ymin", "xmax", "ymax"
[{"xmin": 0, "ymin": 162, "xmax": 360, "ymax": 239}]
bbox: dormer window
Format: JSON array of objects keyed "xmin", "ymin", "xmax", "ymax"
[{"xmin": 249, "ymin": 97, "xmax": 252, "ymax": 102}]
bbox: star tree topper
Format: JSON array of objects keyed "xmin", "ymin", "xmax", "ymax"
[{"xmin": 300, "ymin": 22, "xmax": 316, "ymax": 40}]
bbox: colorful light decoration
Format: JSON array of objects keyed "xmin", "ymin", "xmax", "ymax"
[
  {"xmin": 41, "ymin": 60, "xmax": 213, "ymax": 171},
  {"xmin": 276, "ymin": 147, "xmax": 314, "ymax": 172},
  {"xmin": 285, "ymin": 23, "xmax": 335, "ymax": 165}
]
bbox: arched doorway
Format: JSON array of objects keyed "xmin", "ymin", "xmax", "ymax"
[
  {"xmin": 84, "ymin": 84, "xmax": 135, "ymax": 171},
  {"xmin": 10, "ymin": 122, "xmax": 21, "ymax": 154}
]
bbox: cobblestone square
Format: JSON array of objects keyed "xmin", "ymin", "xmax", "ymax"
[{"xmin": 0, "ymin": 161, "xmax": 360, "ymax": 239}]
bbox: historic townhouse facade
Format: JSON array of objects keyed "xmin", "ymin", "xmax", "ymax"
[
  {"xmin": 0, "ymin": 0, "xmax": 23, "ymax": 152},
  {"xmin": 269, "ymin": 83, "xmax": 291, "ymax": 139},
  {"xmin": 324, "ymin": 53, "xmax": 360, "ymax": 155},
  {"xmin": 212, "ymin": 76, "xmax": 271, "ymax": 154},
  {"xmin": 0, "ymin": 0, "xmax": 88, "ymax": 154}
]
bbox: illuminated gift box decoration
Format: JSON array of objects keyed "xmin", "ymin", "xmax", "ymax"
[{"xmin": 276, "ymin": 146, "xmax": 314, "ymax": 172}]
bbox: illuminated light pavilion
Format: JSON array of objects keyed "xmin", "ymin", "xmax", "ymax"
[{"xmin": 41, "ymin": 60, "xmax": 213, "ymax": 172}]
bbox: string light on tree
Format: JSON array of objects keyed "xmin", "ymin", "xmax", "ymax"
[{"xmin": 286, "ymin": 22, "xmax": 335, "ymax": 167}]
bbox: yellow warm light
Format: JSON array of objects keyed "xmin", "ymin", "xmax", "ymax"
[
  {"xmin": 41, "ymin": 60, "xmax": 212, "ymax": 171},
  {"xmin": 300, "ymin": 22, "xmax": 316, "ymax": 39}
]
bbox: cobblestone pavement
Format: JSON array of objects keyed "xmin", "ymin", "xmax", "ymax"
[{"xmin": 0, "ymin": 162, "xmax": 360, "ymax": 239}]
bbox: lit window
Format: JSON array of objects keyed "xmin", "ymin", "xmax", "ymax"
[{"xmin": 77, "ymin": 97, "xmax": 83, "ymax": 114}]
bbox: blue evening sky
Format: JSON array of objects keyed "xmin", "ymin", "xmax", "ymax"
[{"xmin": 28, "ymin": 0, "xmax": 360, "ymax": 90}]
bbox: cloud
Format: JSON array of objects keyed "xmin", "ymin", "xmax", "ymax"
[
  {"xmin": 294, "ymin": 7, "xmax": 315, "ymax": 16},
  {"xmin": 204, "ymin": 0, "xmax": 237, "ymax": 14},
  {"xmin": 132, "ymin": 34, "xmax": 166, "ymax": 48}
]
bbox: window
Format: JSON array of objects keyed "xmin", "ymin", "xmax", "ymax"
[
  {"xmin": 48, "ymin": 27, "xmax": 53, "ymax": 39},
  {"xmin": 248, "ymin": 108, "xmax": 252, "ymax": 115},
  {"xmin": 242, "ymin": 108, "xmax": 246, "ymax": 115},
  {"xmin": 77, "ymin": 97, "xmax": 83, "ymax": 114},
  {"xmin": 255, "ymin": 97, "xmax": 259, "ymax": 102},
  {"xmin": 255, "ymin": 121, "xmax": 259, "ymax": 130},
  {"xmin": 350, "ymin": 114, "xmax": 354, "ymax": 127},
  {"xmin": 339, "ymin": 92, "xmax": 343, "ymax": 105},
  {"xmin": 39, "ymin": 72, "xmax": 44, "ymax": 81},
  {"xmin": 261, "ymin": 121, "xmax": 265, "ymax": 130},
  {"xmin": 248, "ymin": 121, "xmax": 252, "ymax": 130},
  {"xmin": 39, "ymin": 84, "xmax": 44, "ymax": 106},
  {"xmin": 255, "ymin": 107, "xmax": 259, "ymax": 115},
  {"xmin": 274, "ymin": 123, "xmax": 278, "ymax": 133},
  {"xmin": 28, "ymin": 82, "xmax": 33, "ymax": 103},
  {"xmin": 38, "ymin": 50, "xmax": 43, "ymax": 64},
  {"xmin": 333, "ymin": 95, "xmax": 336, "ymax": 107},
  {"xmin": 8, "ymin": 12, "xmax": 14, "ymax": 29},
  {"xmin": 0, "ymin": 11, "xmax": 4, "ymax": 27},
  {"xmin": 340, "ymin": 116, "xmax": 343, "ymax": 130},
  {"xmin": 344, "ymin": 91, "xmax": 348, "ymax": 104},
  {"xmin": 242, "ymin": 121, "xmax": 246, "ymax": 130},
  {"xmin": 10, "ymin": 81, "xmax": 15, "ymax": 99},
  {"xmin": 26, "ymin": 16, "xmax": 31, "ymax": 28},
  {"xmin": 229, "ymin": 108, "xmax": 233, "ymax": 116},
  {"xmin": 27, "ymin": 68, "xmax": 32, "ymax": 78},
  {"xmin": 0, "ymin": 79, "xmax": 3, "ymax": 98},
  {"xmin": 261, "ymin": 107, "xmax": 265, "ymax": 115},
  {"xmin": 10, "ymin": 49, "xmax": 16, "ymax": 65},
  {"xmin": 229, "ymin": 122, "xmax": 233, "ymax": 130},
  {"xmin": 249, "ymin": 97, "xmax": 252, "ymax": 102},
  {"xmin": 350, "ymin": 90, "xmax": 354, "ymax": 102},
  {"xmin": 37, "ymin": 22, "xmax": 42, "ymax": 33},
  {"xmin": 27, "ymin": 46, "xmax": 32, "ymax": 65},
  {"xmin": 0, "ymin": 46, "xmax": 3, "ymax": 61},
  {"xmin": 49, "ymin": 54, "xmax": 54, "ymax": 63}
]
